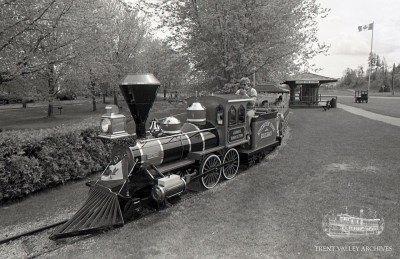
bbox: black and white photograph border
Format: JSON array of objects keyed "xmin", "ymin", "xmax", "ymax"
[{"xmin": 1, "ymin": 0, "xmax": 400, "ymax": 258}]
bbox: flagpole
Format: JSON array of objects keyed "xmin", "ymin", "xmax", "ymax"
[{"xmin": 368, "ymin": 22, "xmax": 374, "ymax": 92}]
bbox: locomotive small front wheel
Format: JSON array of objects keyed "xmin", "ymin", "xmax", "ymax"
[
  {"xmin": 176, "ymin": 168, "xmax": 195, "ymax": 178},
  {"xmin": 222, "ymin": 148, "xmax": 240, "ymax": 180},
  {"xmin": 123, "ymin": 199, "xmax": 142, "ymax": 221},
  {"xmin": 200, "ymin": 154, "xmax": 222, "ymax": 189}
]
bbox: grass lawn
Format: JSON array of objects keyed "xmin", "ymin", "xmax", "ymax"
[
  {"xmin": 0, "ymin": 98, "xmax": 186, "ymax": 131},
  {"xmin": 1, "ymin": 107, "xmax": 399, "ymax": 258}
]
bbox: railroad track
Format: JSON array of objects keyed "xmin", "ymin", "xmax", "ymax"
[
  {"xmin": 0, "ymin": 220, "xmax": 67, "ymax": 245},
  {"xmin": 0, "ymin": 177, "xmax": 241, "ymax": 257},
  {"xmin": 0, "ymin": 218, "xmax": 104, "ymax": 258}
]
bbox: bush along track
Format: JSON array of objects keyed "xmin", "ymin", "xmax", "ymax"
[{"xmin": 0, "ymin": 119, "xmax": 111, "ymax": 203}]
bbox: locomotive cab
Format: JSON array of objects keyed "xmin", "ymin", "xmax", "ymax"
[{"xmin": 187, "ymin": 95, "xmax": 253, "ymax": 147}]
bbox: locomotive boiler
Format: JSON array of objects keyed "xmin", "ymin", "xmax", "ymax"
[{"xmin": 50, "ymin": 73, "xmax": 284, "ymax": 240}]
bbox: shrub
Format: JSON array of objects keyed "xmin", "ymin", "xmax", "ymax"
[
  {"xmin": 0, "ymin": 94, "xmax": 23, "ymax": 104},
  {"xmin": 0, "ymin": 119, "xmax": 112, "ymax": 203}
]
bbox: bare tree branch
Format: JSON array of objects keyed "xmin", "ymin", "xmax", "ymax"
[{"xmin": 0, "ymin": 0, "xmax": 57, "ymax": 52}]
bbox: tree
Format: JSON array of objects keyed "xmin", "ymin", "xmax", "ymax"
[
  {"xmin": 1, "ymin": 0, "xmax": 160, "ymax": 116},
  {"xmin": 155, "ymin": 0, "xmax": 329, "ymax": 89},
  {"xmin": 339, "ymin": 53, "xmax": 395, "ymax": 90},
  {"xmin": 135, "ymin": 39, "xmax": 191, "ymax": 95},
  {"xmin": 36, "ymin": 0, "xmax": 105, "ymax": 117},
  {"xmin": 0, "ymin": 0, "xmax": 59, "ymax": 86},
  {"xmin": 0, "ymin": 0, "xmax": 109, "ymax": 116},
  {"xmin": 92, "ymin": 0, "xmax": 149, "ymax": 107}
]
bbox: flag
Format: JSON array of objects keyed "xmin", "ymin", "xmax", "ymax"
[{"xmin": 358, "ymin": 23, "xmax": 373, "ymax": 32}]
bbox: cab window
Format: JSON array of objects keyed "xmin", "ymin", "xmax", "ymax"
[
  {"xmin": 238, "ymin": 105, "xmax": 245, "ymax": 124},
  {"xmin": 216, "ymin": 105, "xmax": 224, "ymax": 125},
  {"xmin": 229, "ymin": 106, "xmax": 236, "ymax": 126}
]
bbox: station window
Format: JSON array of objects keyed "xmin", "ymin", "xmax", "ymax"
[
  {"xmin": 216, "ymin": 105, "xmax": 224, "ymax": 125},
  {"xmin": 238, "ymin": 105, "xmax": 245, "ymax": 124},
  {"xmin": 229, "ymin": 106, "xmax": 236, "ymax": 126}
]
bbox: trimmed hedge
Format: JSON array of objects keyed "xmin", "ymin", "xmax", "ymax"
[{"xmin": 0, "ymin": 119, "xmax": 111, "ymax": 203}]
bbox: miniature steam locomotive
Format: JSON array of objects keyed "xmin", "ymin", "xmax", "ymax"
[{"xmin": 50, "ymin": 74, "xmax": 286, "ymax": 240}]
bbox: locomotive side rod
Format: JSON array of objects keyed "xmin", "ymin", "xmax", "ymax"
[{"xmin": 189, "ymin": 160, "xmax": 234, "ymax": 182}]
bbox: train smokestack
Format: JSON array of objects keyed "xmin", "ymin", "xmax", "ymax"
[{"xmin": 119, "ymin": 74, "xmax": 160, "ymax": 139}]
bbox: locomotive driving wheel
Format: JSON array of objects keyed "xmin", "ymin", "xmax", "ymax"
[
  {"xmin": 200, "ymin": 154, "xmax": 222, "ymax": 189},
  {"xmin": 222, "ymin": 148, "xmax": 240, "ymax": 180}
]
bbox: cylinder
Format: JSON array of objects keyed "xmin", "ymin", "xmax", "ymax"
[{"xmin": 151, "ymin": 175, "xmax": 186, "ymax": 203}]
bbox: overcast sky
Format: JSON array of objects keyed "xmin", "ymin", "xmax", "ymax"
[{"xmin": 312, "ymin": 0, "xmax": 400, "ymax": 78}]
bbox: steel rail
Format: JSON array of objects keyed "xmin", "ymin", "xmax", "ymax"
[{"xmin": 0, "ymin": 220, "xmax": 68, "ymax": 245}]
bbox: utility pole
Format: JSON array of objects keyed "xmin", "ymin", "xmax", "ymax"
[
  {"xmin": 368, "ymin": 22, "xmax": 374, "ymax": 92},
  {"xmin": 358, "ymin": 22, "xmax": 374, "ymax": 92},
  {"xmin": 392, "ymin": 63, "xmax": 395, "ymax": 95}
]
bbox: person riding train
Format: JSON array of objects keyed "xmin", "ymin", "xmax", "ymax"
[
  {"xmin": 236, "ymin": 77, "xmax": 258, "ymax": 129},
  {"xmin": 235, "ymin": 77, "xmax": 258, "ymax": 102}
]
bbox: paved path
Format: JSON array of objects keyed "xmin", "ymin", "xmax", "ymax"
[
  {"xmin": 336, "ymin": 95, "xmax": 400, "ymax": 100},
  {"xmin": 338, "ymin": 103, "xmax": 400, "ymax": 127}
]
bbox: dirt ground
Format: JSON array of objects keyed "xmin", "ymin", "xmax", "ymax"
[{"xmin": 1, "ymin": 107, "xmax": 399, "ymax": 258}]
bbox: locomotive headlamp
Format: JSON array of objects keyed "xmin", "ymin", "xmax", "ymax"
[
  {"xmin": 100, "ymin": 118, "xmax": 112, "ymax": 133},
  {"xmin": 98, "ymin": 105, "xmax": 130, "ymax": 139}
]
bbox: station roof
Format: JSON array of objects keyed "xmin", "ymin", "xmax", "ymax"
[
  {"xmin": 256, "ymin": 83, "xmax": 289, "ymax": 93},
  {"xmin": 283, "ymin": 72, "xmax": 338, "ymax": 84}
]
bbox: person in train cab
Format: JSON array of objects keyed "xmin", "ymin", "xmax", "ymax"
[
  {"xmin": 235, "ymin": 83, "xmax": 248, "ymax": 97},
  {"xmin": 236, "ymin": 88, "xmax": 248, "ymax": 97},
  {"xmin": 240, "ymin": 77, "xmax": 257, "ymax": 102}
]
